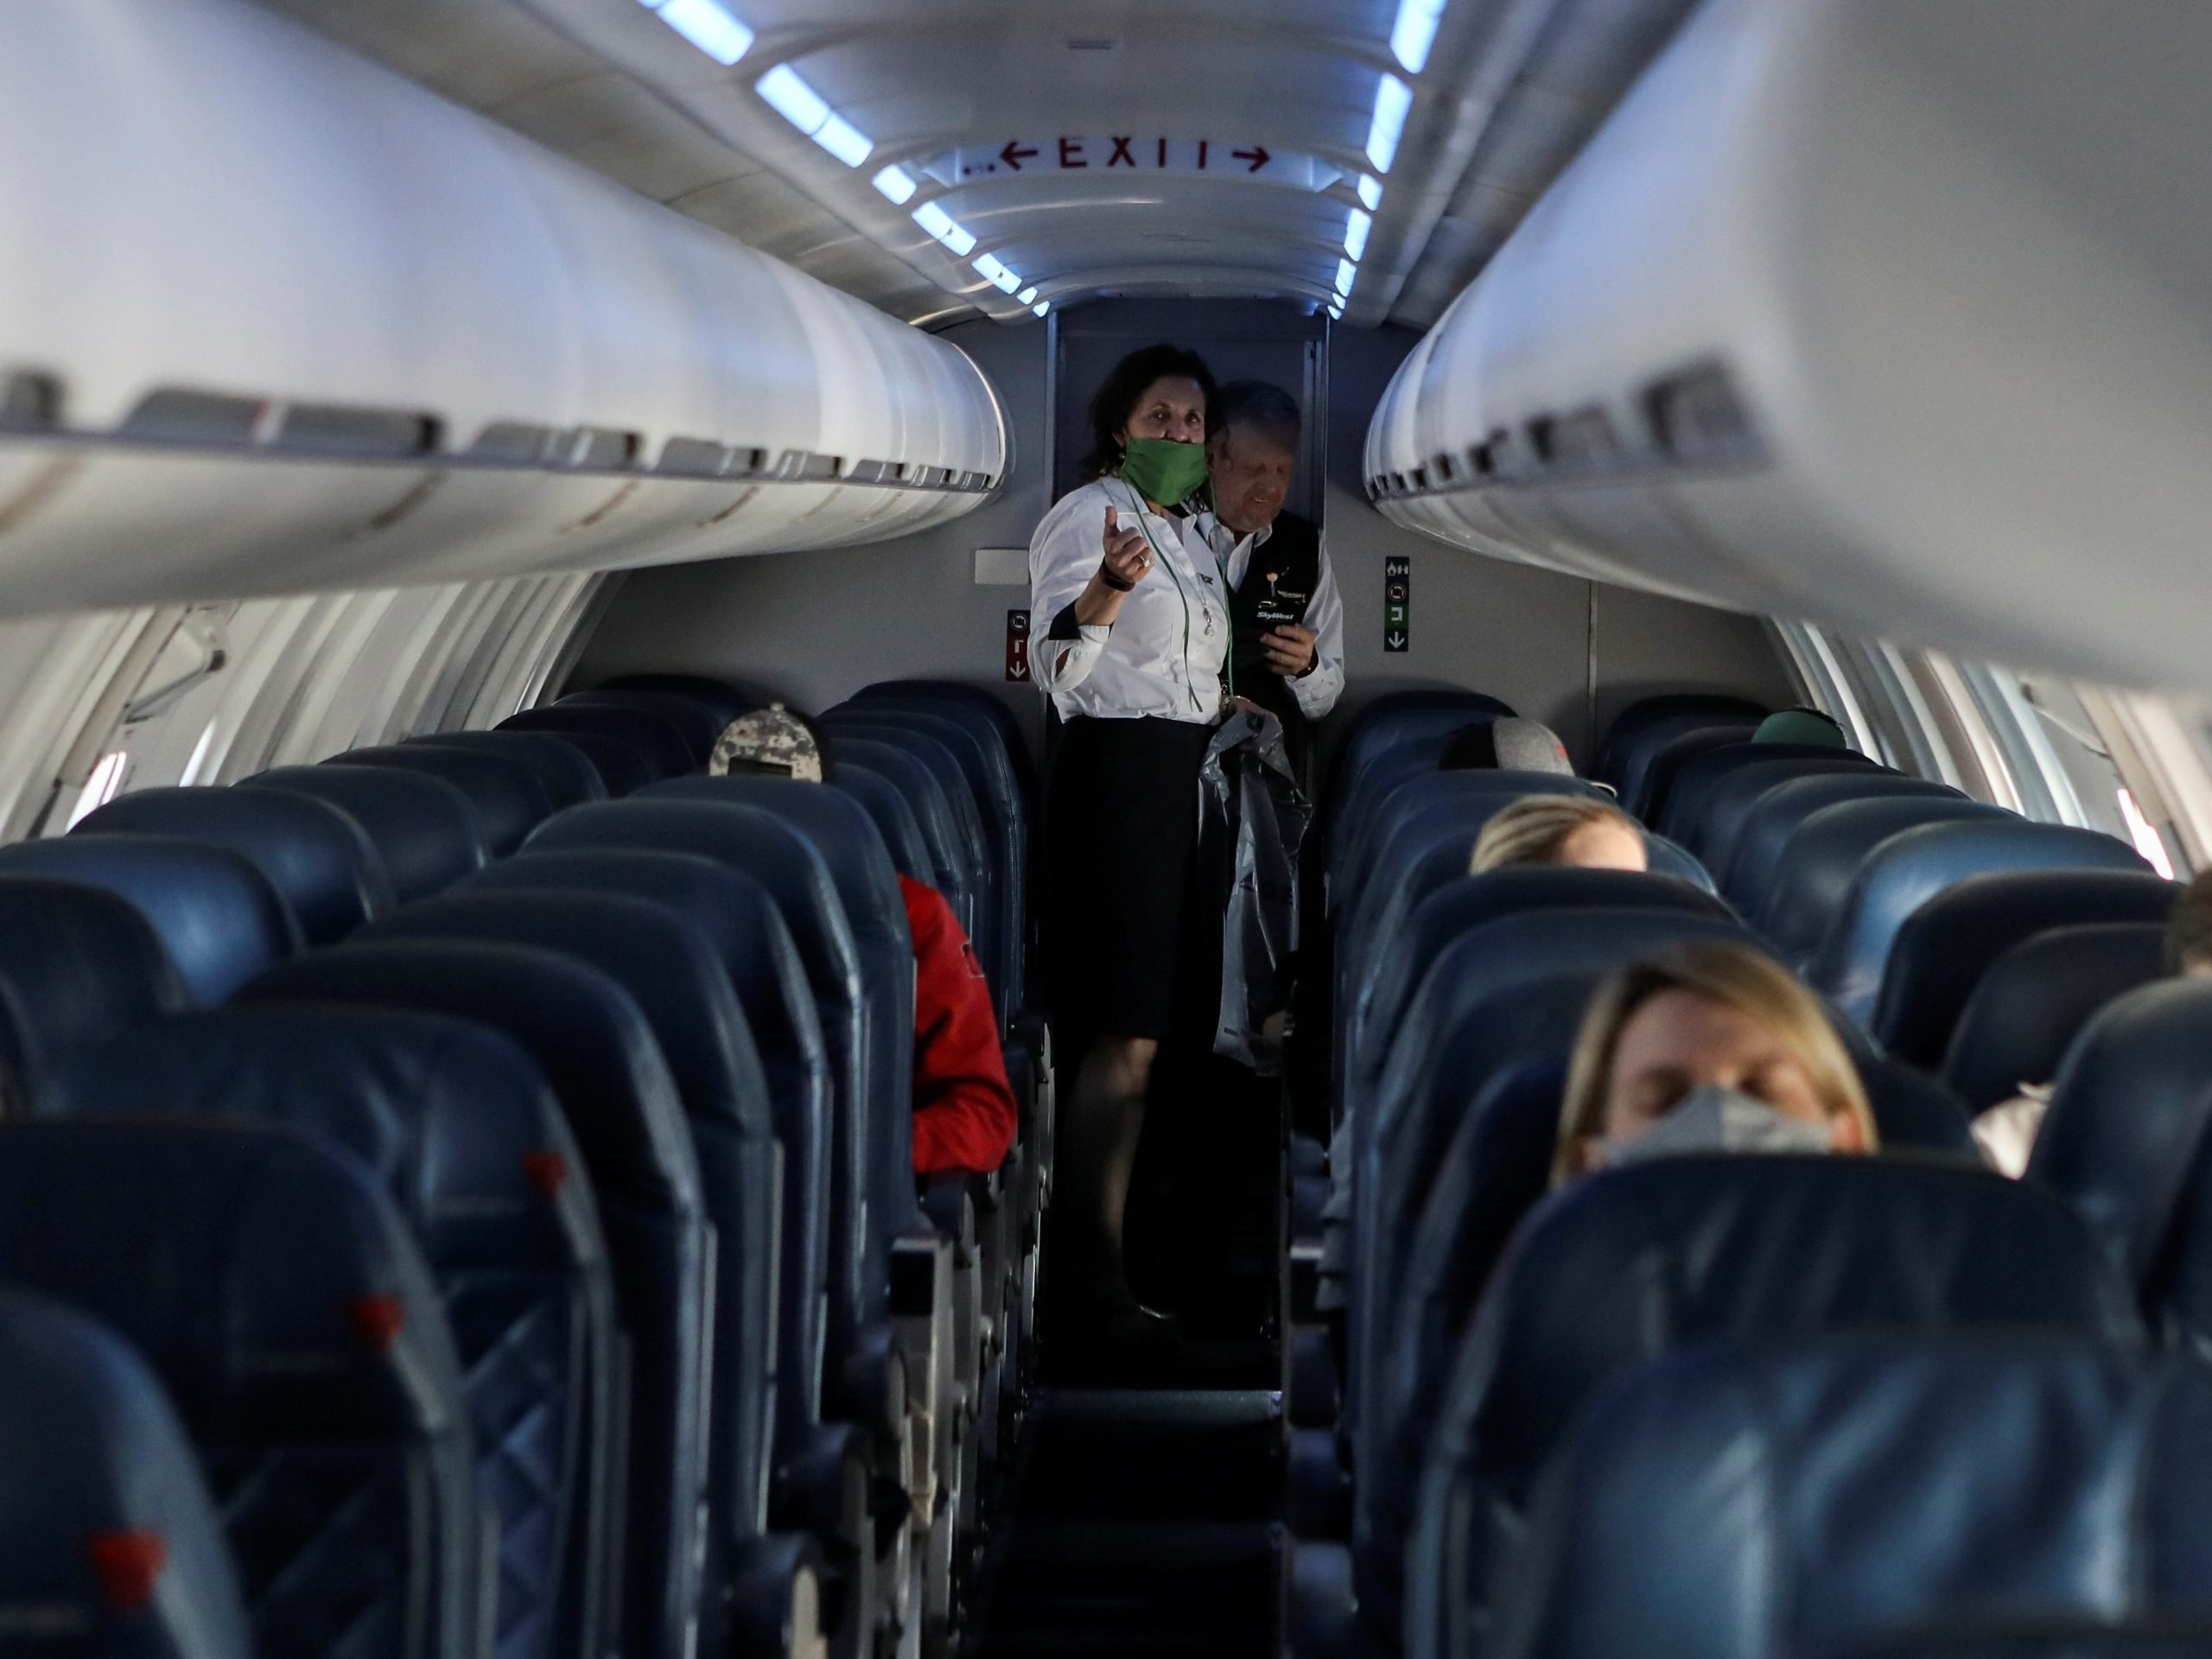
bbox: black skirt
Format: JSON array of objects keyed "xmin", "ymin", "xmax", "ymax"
[{"xmin": 1045, "ymin": 715, "xmax": 1219, "ymax": 1051}]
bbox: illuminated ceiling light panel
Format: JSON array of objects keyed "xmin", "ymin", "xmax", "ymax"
[
  {"xmin": 872, "ymin": 164, "xmax": 918, "ymax": 203},
  {"xmin": 1033, "ymin": 301, "xmax": 1051, "ymax": 318},
  {"xmin": 912, "ymin": 200, "xmax": 979, "ymax": 257},
  {"xmin": 756, "ymin": 64, "xmax": 830, "ymax": 131},
  {"xmin": 1336, "ymin": 257, "xmax": 1357, "ymax": 297},
  {"xmin": 645, "ymin": 0, "xmax": 754, "ymax": 66},
  {"xmin": 1390, "ymin": 0, "xmax": 1446, "ymax": 74},
  {"xmin": 813, "ymin": 111, "xmax": 873, "ymax": 167},
  {"xmin": 1358, "ymin": 174, "xmax": 1383, "ymax": 211},
  {"xmin": 1018, "ymin": 286, "xmax": 1039, "ymax": 305},
  {"xmin": 973, "ymin": 253, "xmax": 1021, "ymax": 294},
  {"xmin": 1344, "ymin": 208, "xmax": 1371, "ymax": 260},
  {"xmin": 1367, "ymin": 73, "xmax": 1413, "ymax": 174},
  {"xmin": 1327, "ymin": 302, "xmax": 1344, "ymax": 320}
]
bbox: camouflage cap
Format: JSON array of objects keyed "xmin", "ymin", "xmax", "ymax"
[{"xmin": 709, "ymin": 704, "xmax": 823, "ymax": 782}]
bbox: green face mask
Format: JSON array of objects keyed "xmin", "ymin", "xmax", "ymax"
[{"xmin": 1118, "ymin": 436, "xmax": 1211, "ymax": 507}]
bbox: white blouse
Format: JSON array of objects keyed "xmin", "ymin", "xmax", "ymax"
[{"xmin": 1027, "ymin": 476, "xmax": 1229, "ymax": 724}]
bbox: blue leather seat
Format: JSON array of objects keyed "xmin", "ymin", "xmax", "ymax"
[
  {"xmin": 357, "ymin": 891, "xmax": 782, "ymax": 1630},
  {"xmin": 1655, "ymin": 742, "xmax": 1883, "ymax": 851},
  {"xmin": 0, "ymin": 836, "xmax": 298, "ymax": 1003},
  {"xmin": 73, "ymin": 785, "xmax": 392, "ymax": 946},
  {"xmin": 1871, "ymin": 870, "xmax": 2179, "ymax": 1067},
  {"xmin": 1641, "ymin": 832, "xmax": 1714, "ymax": 891},
  {"xmin": 1404, "ymin": 1162, "xmax": 2145, "ymax": 1659},
  {"xmin": 0, "ymin": 1118, "xmax": 479, "ymax": 1659},
  {"xmin": 1481, "ymin": 1341, "xmax": 2207, "ymax": 1659},
  {"xmin": 500, "ymin": 705, "xmax": 694, "ymax": 781},
  {"xmin": 1687, "ymin": 752, "xmax": 1901, "ymax": 879},
  {"xmin": 819, "ymin": 713, "xmax": 1010, "ymax": 1028},
  {"xmin": 468, "ymin": 849, "xmax": 832, "ymax": 1458},
  {"xmin": 829, "ymin": 762, "xmax": 932, "ymax": 885},
  {"xmin": 0, "ymin": 877, "xmax": 186, "ymax": 1102},
  {"xmin": 235, "ymin": 941, "xmax": 709, "ymax": 1659},
  {"xmin": 1724, "ymin": 772, "xmax": 1967, "ymax": 913},
  {"xmin": 1320, "ymin": 690, "xmax": 1515, "ymax": 829},
  {"xmin": 2029, "ymin": 979, "xmax": 2212, "ymax": 1349},
  {"xmin": 1848, "ymin": 1629, "xmax": 2212, "ymax": 1658},
  {"xmin": 826, "ymin": 735, "xmax": 976, "ymax": 944},
  {"xmin": 1611, "ymin": 712, "xmax": 1764, "ymax": 819},
  {"xmin": 1811, "ymin": 820, "xmax": 2152, "ymax": 1023},
  {"xmin": 322, "ymin": 744, "xmax": 551, "ymax": 856},
  {"xmin": 595, "ymin": 673, "xmax": 753, "ymax": 729},
  {"xmin": 0, "ymin": 1293, "xmax": 250, "ymax": 1659},
  {"xmin": 46, "ymin": 1009, "xmax": 613, "ymax": 1659},
  {"xmin": 1593, "ymin": 692, "xmax": 1768, "ymax": 786},
  {"xmin": 557, "ymin": 690, "xmax": 726, "ymax": 766},
  {"xmin": 521, "ymin": 803, "xmax": 892, "ymax": 1420},
  {"xmin": 404, "ymin": 731, "xmax": 607, "ymax": 812},
  {"xmin": 851, "ymin": 680, "xmax": 1036, "ymax": 815},
  {"xmin": 246, "ymin": 764, "xmax": 488, "ymax": 901},
  {"xmin": 1942, "ymin": 923, "xmax": 2171, "ymax": 1111},
  {"xmin": 524, "ymin": 728, "xmax": 657, "ymax": 798},
  {"xmin": 1755, "ymin": 795, "xmax": 2015, "ymax": 969}
]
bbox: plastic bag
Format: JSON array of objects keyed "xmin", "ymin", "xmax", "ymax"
[{"xmin": 1202, "ymin": 706, "xmax": 1313, "ymax": 1073}]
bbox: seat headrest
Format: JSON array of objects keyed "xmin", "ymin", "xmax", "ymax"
[
  {"xmin": 0, "ymin": 1119, "xmax": 463, "ymax": 1437},
  {"xmin": 1640, "ymin": 833, "xmax": 1714, "ymax": 891},
  {"xmin": 1813, "ymin": 821, "xmax": 2153, "ymax": 1021},
  {"xmin": 246, "ymin": 764, "xmax": 488, "ymax": 902},
  {"xmin": 594, "ymin": 673, "xmax": 753, "ymax": 728},
  {"xmin": 642, "ymin": 775, "xmax": 907, "ymax": 943},
  {"xmin": 0, "ymin": 877, "xmax": 187, "ymax": 1103},
  {"xmin": 1873, "ymin": 870, "xmax": 2179, "ymax": 1066},
  {"xmin": 499, "ymin": 704, "xmax": 694, "ymax": 780},
  {"xmin": 1491, "ymin": 1342, "xmax": 2210, "ymax": 1659},
  {"xmin": 1618, "ymin": 719, "xmax": 1764, "ymax": 820},
  {"xmin": 73, "ymin": 785, "xmax": 393, "ymax": 946},
  {"xmin": 823, "ymin": 700, "xmax": 1021, "ymax": 842},
  {"xmin": 1856, "ymin": 1056, "xmax": 1980, "ymax": 1155},
  {"xmin": 556, "ymin": 690, "xmax": 727, "ymax": 765},
  {"xmin": 0, "ymin": 1292, "xmax": 250, "ymax": 1658},
  {"xmin": 1656, "ymin": 745, "xmax": 1881, "ymax": 849},
  {"xmin": 360, "ymin": 890, "xmax": 773, "ymax": 1137},
  {"xmin": 1943, "ymin": 923, "xmax": 2170, "ymax": 1112},
  {"xmin": 1756, "ymin": 795, "xmax": 2013, "ymax": 965},
  {"xmin": 1723, "ymin": 773, "xmax": 1966, "ymax": 909},
  {"xmin": 828, "ymin": 766, "xmax": 931, "ymax": 882},
  {"xmin": 404, "ymin": 728, "xmax": 608, "ymax": 810},
  {"xmin": 0, "ymin": 835, "xmax": 298, "ymax": 1004},
  {"xmin": 44, "ymin": 1007, "xmax": 588, "ymax": 1281},
  {"xmin": 238, "ymin": 938, "xmax": 699, "ymax": 1214},
  {"xmin": 1594, "ymin": 693, "xmax": 1768, "ymax": 785},
  {"xmin": 322, "ymin": 744, "xmax": 551, "ymax": 855},
  {"xmin": 1338, "ymin": 771, "xmax": 1608, "ymax": 915},
  {"xmin": 535, "ymin": 728, "xmax": 655, "ymax": 797}
]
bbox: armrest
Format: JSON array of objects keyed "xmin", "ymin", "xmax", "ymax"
[
  {"xmin": 726, "ymin": 1532, "xmax": 830, "ymax": 1659},
  {"xmin": 1283, "ymin": 1538, "xmax": 1360, "ymax": 1659}
]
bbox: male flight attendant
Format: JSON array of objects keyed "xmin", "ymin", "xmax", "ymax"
[{"xmin": 1196, "ymin": 379, "xmax": 1344, "ymax": 782}]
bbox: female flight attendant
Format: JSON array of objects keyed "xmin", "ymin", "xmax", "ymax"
[{"xmin": 1029, "ymin": 343, "xmax": 1227, "ymax": 1350}]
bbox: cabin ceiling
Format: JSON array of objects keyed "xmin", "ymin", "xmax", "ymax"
[{"xmin": 251, "ymin": 0, "xmax": 1697, "ymax": 331}]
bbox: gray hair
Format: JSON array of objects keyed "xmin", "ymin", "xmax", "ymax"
[{"xmin": 1212, "ymin": 379, "xmax": 1301, "ymax": 453}]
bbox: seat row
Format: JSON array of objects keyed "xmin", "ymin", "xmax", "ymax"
[
  {"xmin": 0, "ymin": 676, "xmax": 1042, "ymax": 1659},
  {"xmin": 1287, "ymin": 690, "xmax": 2210, "ymax": 1659}
]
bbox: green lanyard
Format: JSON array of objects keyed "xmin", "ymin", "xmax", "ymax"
[{"xmin": 1119, "ymin": 481, "xmax": 1223, "ymax": 712}]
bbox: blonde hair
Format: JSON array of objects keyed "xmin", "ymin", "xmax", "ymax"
[
  {"xmin": 1472, "ymin": 795, "xmax": 1641, "ymax": 875},
  {"xmin": 1554, "ymin": 939, "xmax": 1877, "ymax": 1183}
]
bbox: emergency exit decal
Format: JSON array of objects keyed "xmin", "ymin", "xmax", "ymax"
[
  {"xmin": 1005, "ymin": 609, "xmax": 1031, "ymax": 682},
  {"xmin": 1384, "ymin": 557, "xmax": 1410, "ymax": 652},
  {"xmin": 929, "ymin": 140, "xmax": 1339, "ymax": 193}
]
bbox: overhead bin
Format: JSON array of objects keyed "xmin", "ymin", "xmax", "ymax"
[
  {"xmin": 0, "ymin": 0, "xmax": 1007, "ymax": 618},
  {"xmin": 1366, "ymin": 0, "xmax": 2212, "ymax": 690}
]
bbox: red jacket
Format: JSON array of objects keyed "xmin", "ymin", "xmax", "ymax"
[{"xmin": 900, "ymin": 875, "xmax": 1019, "ymax": 1176}]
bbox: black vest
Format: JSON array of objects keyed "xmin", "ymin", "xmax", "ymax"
[{"xmin": 1224, "ymin": 510, "xmax": 1324, "ymax": 772}]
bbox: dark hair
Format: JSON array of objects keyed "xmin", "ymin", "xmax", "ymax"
[
  {"xmin": 1212, "ymin": 379, "xmax": 1302, "ymax": 452},
  {"xmin": 1081, "ymin": 344, "xmax": 1217, "ymax": 480},
  {"xmin": 2166, "ymin": 869, "xmax": 2212, "ymax": 973}
]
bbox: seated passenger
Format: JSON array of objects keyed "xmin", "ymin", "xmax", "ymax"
[
  {"xmin": 1555, "ymin": 939, "xmax": 1878, "ymax": 1180},
  {"xmin": 1752, "ymin": 706, "xmax": 1850, "ymax": 747},
  {"xmin": 1471, "ymin": 794, "xmax": 1648, "ymax": 875},
  {"xmin": 1440, "ymin": 714, "xmax": 1574, "ymax": 774},
  {"xmin": 712, "ymin": 707, "xmax": 1020, "ymax": 1177},
  {"xmin": 1973, "ymin": 867, "xmax": 2212, "ymax": 1175}
]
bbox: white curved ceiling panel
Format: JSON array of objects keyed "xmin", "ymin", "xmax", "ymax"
[
  {"xmin": 0, "ymin": 0, "xmax": 1006, "ymax": 617},
  {"xmin": 1369, "ymin": 0, "xmax": 2212, "ymax": 690}
]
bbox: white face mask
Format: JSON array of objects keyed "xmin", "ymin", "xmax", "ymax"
[{"xmin": 1605, "ymin": 1083, "xmax": 1837, "ymax": 1168}]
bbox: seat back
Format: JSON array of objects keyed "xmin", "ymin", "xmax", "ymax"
[
  {"xmin": 467, "ymin": 848, "xmax": 832, "ymax": 1440},
  {"xmin": 1335, "ymin": 769, "xmax": 1606, "ymax": 931},
  {"xmin": 324, "ymin": 744, "xmax": 552, "ymax": 856},
  {"xmin": 237, "ymin": 940, "xmax": 709, "ymax": 1659},
  {"xmin": 1725, "ymin": 772, "xmax": 1966, "ymax": 911},
  {"xmin": 851, "ymin": 678, "xmax": 1035, "ymax": 811},
  {"xmin": 1872, "ymin": 870, "xmax": 2180, "ymax": 1066},
  {"xmin": 73, "ymin": 785, "xmax": 392, "ymax": 946},
  {"xmin": 1656, "ymin": 743, "xmax": 1882, "ymax": 852},
  {"xmin": 1613, "ymin": 713, "xmax": 1762, "ymax": 818},
  {"xmin": 0, "ymin": 836, "xmax": 299, "ymax": 1003},
  {"xmin": 1756, "ymin": 796, "xmax": 2014, "ymax": 968},
  {"xmin": 499, "ymin": 705, "xmax": 695, "ymax": 780},
  {"xmin": 1593, "ymin": 692, "xmax": 1769, "ymax": 785},
  {"xmin": 829, "ymin": 762, "xmax": 933, "ymax": 883},
  {"xmin": 47, "ymin": 1008, "xmax": 613, "ymax": 1659},
  {"xmin": 404, "ymin": 730, "xmax": 607, "ymax": 811},
  {"xmin": 592, "ymin": 673, "xmax": 751, "ymax": 729},
  {"xmin": 1812, "ymin": 821, "xmax": 2152, "ymax": 1021},
  {"xmin": 0, "ymin": 1119, "xmax": 477, "ymax": 1659},
  {"xmin": 827, "ymin": 734, "xmax": 976, "ymax": 943},
  {"xmin": 1943, "ymin": 923, "xmax": 2171, "ymax": 1111},
  {"xmin": 557, "ymin": 690, "xmax": 726, "ymax": 765},
  {"xmin": 1484, "ymin": 1342, "xmax": 2209, "ymax": 1659},
  {"xmin": 0, "ymin": 1293, "xmax": 251, "ymax": 1659},
  {"xmin": 1410, "ymin": 1163, "xmax": 2145, "ymax": 1659},
  {"xmin": 531, "ymin": 728, "xmax": 657, "ymax": 798},
  {"xmin": 0, "ymin": 877, "xmax": 186, "ymax": 1103},
  {"xmin": 248, "ymin": 764, "xmax": 488, "ymax": 901},
  {"xmin": 1846, "ymin": 1630, "xmax": 2212, "ymax": 1659},
  {"xmin": 1320, "ymin": 689, "xmax": 1516, "ymax": 835}
]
